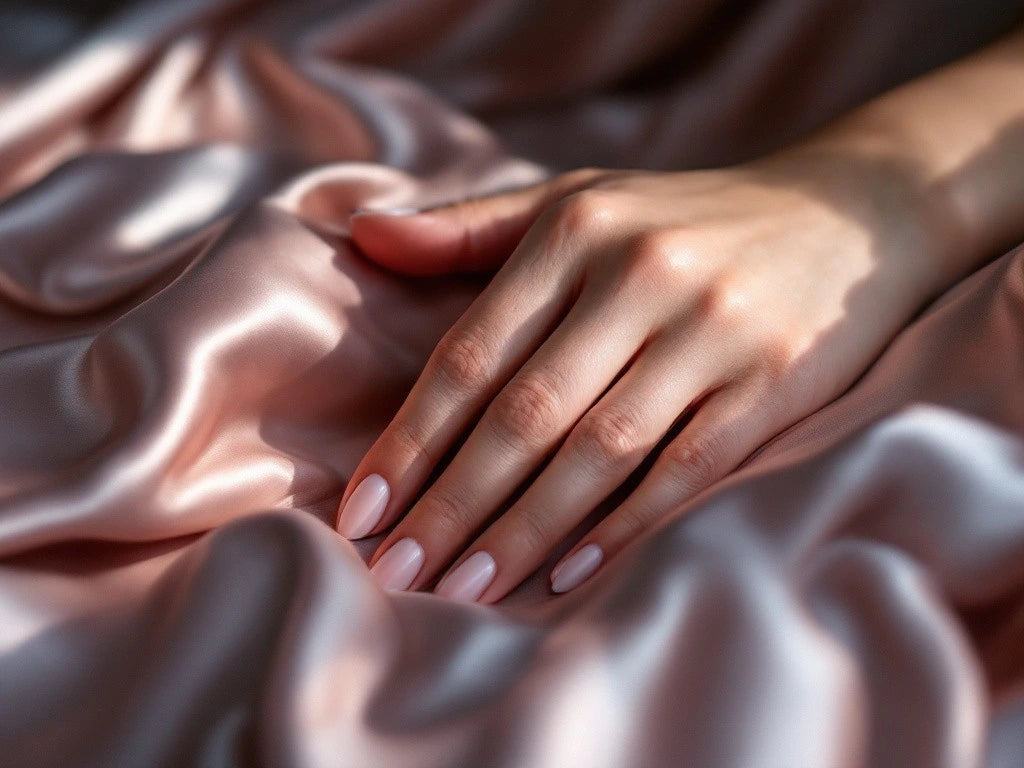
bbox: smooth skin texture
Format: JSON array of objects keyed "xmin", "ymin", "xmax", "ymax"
[{"xmin": 338, "ymin": 25, "xmax": 1024, "ymax": 602}]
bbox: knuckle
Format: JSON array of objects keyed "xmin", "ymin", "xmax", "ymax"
[
  {"xmin": 432, "ymin": 326, "xmax": 495, "ymax": 390},
  {"xmin": 489, "ymin": 370, "xmax": 563, "ymax": 447},
  {"xmin": 658, "ymin": 432, "xmax": 725, "ymax": 496},
  {"xmin": 623, "ymin": 231, "xmax": 692, "ymax": 284},
  {"xmin": 613, "ymin": 503, "xmax": 654, "ymax": 539},
  {"xmin": 550, "ymin": 190, "xmax": 618, "ymax": 234},
  {"xmin": 572, "ymin": 406, "xmax": 645, "ymax": 470},
  {"xmin": 693, "ymin": 273, "xmax": 750, "ymax": 327},
  {"xmin": 417, "ymin": 488, "xmax": 475, "ymax": 538},
  {"xmin": 741, "ymin": 333, "xmax": 812, "ymax": 399},
  {"xmin": 388, "ymin": 420, "xmax": 436, "ymax": 466},
  {"xmin": 509, "ymin": 508, "xmax": 555, "ymax": 552},
  {"xmin": 761, "ymin": 333, "xmax": 810, "ymax": 378}
]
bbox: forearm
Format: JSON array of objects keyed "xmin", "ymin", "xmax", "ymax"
[{"xmin": 784, "ymin": 23, "xmax": 1024, "ymax": 289}]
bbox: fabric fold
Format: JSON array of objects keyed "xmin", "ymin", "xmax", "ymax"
[{"xmin": 2, "ymin": 1, "xmax": 1024, "ymax": 766}]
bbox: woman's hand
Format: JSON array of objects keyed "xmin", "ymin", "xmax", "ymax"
[
  {"xmin": 336, "ymin": 154, "xmax": 948, "ymax": 602},
  {"xmin": 335, "ymin": 24, "xmax": 1024, "ymax": 603}
]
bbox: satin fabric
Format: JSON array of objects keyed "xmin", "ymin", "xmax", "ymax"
[{"xmin": 2, "ymin": 1, "xmax": 1024, "ymax": 766}]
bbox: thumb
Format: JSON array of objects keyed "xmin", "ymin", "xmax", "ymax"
[{"xmin": 348, "ymin": 170, "xmax": 603, "ymax": 276}]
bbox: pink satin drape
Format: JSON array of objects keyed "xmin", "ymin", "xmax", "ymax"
[{"xmin": 2, "ymin": 2, "xmax": 1024, "ymax": 766}]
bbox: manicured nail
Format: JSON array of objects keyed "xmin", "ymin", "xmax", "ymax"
[
  {"xmin": 337, "ymin": 474, "xmax": 390, "ymax": 539},
  {"xmin": 551, "ymin": 544, "xmax": 603, "ymax": 593},
  {"xmin": 370, "ymin": 538, "xmax": 425, "ymax": 592},
  {"xmin": 436, "ymin": 551, "xmax": 497, "ymax": 602},
  {"xmin": 351, "ymin": 206, "xmax": 419, "ymax": 217}
]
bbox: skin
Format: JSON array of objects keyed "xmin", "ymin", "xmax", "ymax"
[{"xmin": 339, "ymin": 24, "xmax": 1024, "ymax": 602}]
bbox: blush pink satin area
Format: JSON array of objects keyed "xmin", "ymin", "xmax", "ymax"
[{"xmin": 2, "ymin": 2, "xmax": 1024, "ymax": 767}]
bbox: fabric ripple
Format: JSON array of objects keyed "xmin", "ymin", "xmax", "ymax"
[{"xmin": 2, "ymin": 2, "xmax": 1024, "ymax": 766}]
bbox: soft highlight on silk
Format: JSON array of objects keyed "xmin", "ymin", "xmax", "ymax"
[{"xmin": 2, "ymin": 2, "xmax": 1024, "ymax": 766}]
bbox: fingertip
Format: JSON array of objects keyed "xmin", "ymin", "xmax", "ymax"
[
  {"xmin": 349, "ymin": 209, "xmax": 461, "ymax": 276},
  {"xmin": 435, "ymin": 551, "xmax": 497, "ymax": 602},
  {"xmin": 370, "ymin": 537, "xmax": 426, "ymax": 592},
  {"xmin": 337, "ymin": 473, "xmax": 390, "ymax": 539},
  {"xmin": 550, "ymin": 543, "xmax": 604, "ymax": 593}
]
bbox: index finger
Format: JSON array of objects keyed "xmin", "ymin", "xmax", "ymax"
[{"xmin": 335, "ymin": 209, "xmax": 577, "ymax": 542}]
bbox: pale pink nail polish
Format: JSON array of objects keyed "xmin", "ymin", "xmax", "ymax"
[
  {"xmin": 337, "ymin": 474, "xmax": 390, "ymax": 539},
  {"xmin": 436, "ymin": 551, "xmax": 497, "ymax": 602},
  {"xmin": 370, "ymin": 538, "xmax": 425, "ymax": 592},
  {"xmin": 551, "ymin": 544, "xmax": 603, "ymax": 593}
]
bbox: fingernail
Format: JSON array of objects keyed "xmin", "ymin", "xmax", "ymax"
[
  {"xmin": 370, "ymin": 538, "xmax": 425, "ymax": 591},
  {"xmin": 436, "ymin": 551, "xmax": 497, "ymax": 602},
  {"xmin": 551, "ymin": 544, "xmax": 603, "ymax": 593},
  {"xmin": 337, "ymin": 474, "xmax": 390, "ymax": 539},
  {"xmin": 351, "ymin": 206, "xmax": 420, "ymax": 217}
]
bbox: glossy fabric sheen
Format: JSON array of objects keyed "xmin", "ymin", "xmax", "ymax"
[{"xmin": 2, "ymin": 1, "xmax": 1024, "ymax": 766}]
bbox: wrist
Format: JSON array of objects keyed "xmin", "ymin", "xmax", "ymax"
[{"xmin": 749, "ymin": 121, "xmax": 973, "ymax": 298}]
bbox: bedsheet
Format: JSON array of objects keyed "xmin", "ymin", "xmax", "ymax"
[{"xmin": 2, "ymin": 2, "xmax": 1024, "ymax": 766}]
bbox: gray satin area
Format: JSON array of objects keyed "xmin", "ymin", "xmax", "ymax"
[{"xmin": 1, "ymin": 2, "xmax": 1024, "ymax": 767}]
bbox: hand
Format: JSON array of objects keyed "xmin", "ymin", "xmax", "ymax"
[{"xmin": 337, "ymin": 155, "xmax": 945, "ymax": 602}]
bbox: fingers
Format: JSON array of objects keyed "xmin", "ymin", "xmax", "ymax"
[
  {"xmin": 433, "ymin": 332, "xmax": 727, "ymax": 603},
  {"xmin": 349, "ymin": 169, "xmax": 607, "ymax": 275},
  {"xmin": 336, "ymin": 220, "xmax": 578, "ymax": 542},
  {"xmin": 548, "ymin": 384, "xmax": 775, "ymax": 594},
  {"xmin": 338, "ymin": 183, "xmax": 622, "ymax": 545},
  {"xmin": 367, "ymin": 283, "xmax": 654, "ymax": 595}
]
